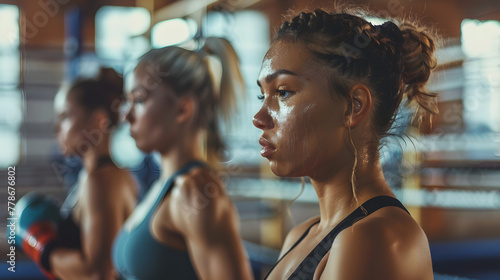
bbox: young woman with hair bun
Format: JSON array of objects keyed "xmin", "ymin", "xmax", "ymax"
[
  {"xmin": 113, "ymin": 37, "xmax": 253, "ymax": 280},
  {"xmin": 253, "ymin": 8, "xmax": 437, "ymax": 280},
  {"xmin": 18, "ymin": 67, "xmax": 138, "ymax": 280}
]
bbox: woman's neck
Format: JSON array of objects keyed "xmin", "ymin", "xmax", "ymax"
[
  {"xmin": 82, "ymin": 135, "xmax": 112, "ymax": 173},
  {"xmin": 159, "ymin": 130, "xmax": 204, "ymax": 180},
  {"xmin": 309, "ymin": 158, "xmax": 394, "ymax": 230}
]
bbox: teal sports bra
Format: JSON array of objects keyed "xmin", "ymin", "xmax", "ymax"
[{"xmin": 113, "ymin": 161, "xmax": 204, "ymax": 280}]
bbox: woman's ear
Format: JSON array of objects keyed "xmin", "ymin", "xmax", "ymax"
[
  {"xmin": 175, "ymin": 97, "xmax": 196, "ymax": 124},
  {"xmin": 91, "ymin": 109, "xmax": 113, "ymax": 132},
  {"xmin": 344, "ymin": 84, "xmax": 372, "ymax": 128}
]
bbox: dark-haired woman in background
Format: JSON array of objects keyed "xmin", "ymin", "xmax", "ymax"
[
  {"xmin": 113, "ymin": 38, "xmax": 253, "ymax": 280},
  {"xmin": 254, "ymin": 8, "xmax": 436, "ymax": 280},
  {"xmin": 48, "ymin": 68, "xmax": 138, "ymax": 279}
]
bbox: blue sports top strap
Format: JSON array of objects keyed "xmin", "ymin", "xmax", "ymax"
[{"xmin": 159, "ymin": 160, "xmax": 206, "ymax": 201}]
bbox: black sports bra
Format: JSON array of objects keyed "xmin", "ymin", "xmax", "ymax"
[
  {"xmin": 58, "ymin": 155, "xmax": 115, "ymax": 249},
  {"xmin": 264, "ymin": 196, "xmax": 410, "ymax": 280}
]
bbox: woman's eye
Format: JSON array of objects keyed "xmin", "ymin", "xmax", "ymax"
[
  {"xmin": 59, "ymin": 113, "xmax": 69, "ymax": 120},
  {"xmin": 133, "ymin": 97, "xmax": 145, "ymax": 104},
  {"xmin": 130, "ymin": 89, "xmax": 148, "ymax": 105},
  {"xmin": 277, "ymin": 90, "xmax": 293, "ymax": 99}
]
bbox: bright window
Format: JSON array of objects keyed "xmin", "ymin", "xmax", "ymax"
[
  {"xmin": 151, "ymin": 18, "xmax": 197, "ymax": 48},
  {"xmin": 0, "ymin": 4, "xmax": 21, "ymax": 167},
  {"xmin": 203, "ymin": 10, "xmax": 270, "ymax": 165},
  {"xmin": 95, "ymin": 6, "xmax": 151, "ymax": 60},
  {"xmin": 461, "ymin": 19, "xmax": 500, "ymax": 132}
]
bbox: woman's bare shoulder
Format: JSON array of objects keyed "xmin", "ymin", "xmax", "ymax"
[
  {"xmin": 166, "ymin": 166, "xmax": 241, "ymax": 237},
  {"xmin": 321, "ymin": 206, "xmax": 433, "ymax": 280},
  {"xmin": 167, "ymin": 167, "xmax": 233, "ymax": 221},
  {"xmin": 88, "ymin": 166, "xmax": 136, "ymax": 187},
  {"xmin": 85, "ymin": 167, "xmax": 137, "ymax": 206},
  {"xmin": 349, "ymin": 207, "xmax": 428, "ymax": 251},
  {"xmin": 171, "ymin": 167, "xmax": 227, "ymax": 203}
]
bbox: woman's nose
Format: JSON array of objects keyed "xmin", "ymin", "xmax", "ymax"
[
  {"xmin": 253, "ymin": 107, "xmax": 274, "ymax": 130},
  {"xmin": 124, "ymin": 105, "xmax": 134, "ymax": 124}
]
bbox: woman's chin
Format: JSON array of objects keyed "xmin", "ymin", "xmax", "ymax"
[
  {"xmin": 270, "ymin": 159, "xmax": 311, "ymax": 178},
  {"xmin": 135, "ymin": 142, "xmax": 153, "ymax": 154},
  {"xmin": 269, "ymin": 162, "xmax": 295, "ymax": 178}
]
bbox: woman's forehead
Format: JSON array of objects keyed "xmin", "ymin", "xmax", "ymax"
[{"xmin": 260, "ymin": 41, "xmax": 320, "ymax": 80}]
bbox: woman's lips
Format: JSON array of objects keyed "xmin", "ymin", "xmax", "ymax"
[{"xmin": 259, "ymin": 137, "xmax": 276, "ymax": 157}]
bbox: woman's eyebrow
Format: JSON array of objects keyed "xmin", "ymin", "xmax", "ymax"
[
  {"xmin": 257, "ymin": 69, "xmax": 298, "ymax": 87},
  {"xmin": 129, "ymin": 86, "xmax": 148, "ymax": 96}
]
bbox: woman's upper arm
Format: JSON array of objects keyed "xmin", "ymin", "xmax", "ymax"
[
  {"xmin": 171, "ymin": 174, "xmax": 253, "ymax": 280},
  {"xmin": 80, "ymin": 173, "xmax": 124, "ymax": 276}
]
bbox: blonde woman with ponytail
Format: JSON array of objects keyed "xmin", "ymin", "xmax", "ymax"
[
  {"xmin": 253, "ymin": 7, "xmax": 437, "ymax": 280},
  {"xmin": 113, "ymin": 38, "xmax": 253, "ymax": 280}
]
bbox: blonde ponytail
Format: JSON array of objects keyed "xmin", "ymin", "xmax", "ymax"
[
  {"xmin": 201, "ymin": 37, "xmax": 245, "ymax": 121},
  {"xmin": 200, "ymin": 37, "xmax": 245, "ymax": 164}
]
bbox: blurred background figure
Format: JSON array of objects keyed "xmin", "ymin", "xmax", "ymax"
[
  {"xmin": 114, "ymin": 37, "xmax": 253, "ymax": 280},
  {"xmin": 0, "ymin": 1, "xmax": 499, "ymax": 280},
  {"xmin": 50, "ymin": 68, "xmax": 134, "ymax": 279},
  {"xmin": 49, "ymin": 67, "xmax": 137, "ymax": 279},
  {"xmin": 10, "ymin": 67, "xmax": 138, "ymax": 279}
]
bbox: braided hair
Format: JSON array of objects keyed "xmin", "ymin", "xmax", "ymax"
[{"xmin": 276, "ymin": 9, "xmax": 439, "ymax": 143}]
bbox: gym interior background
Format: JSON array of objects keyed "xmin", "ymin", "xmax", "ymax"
[{"xmin": 0, "ymin": 0, "xmax": 499, "ymax": 279}]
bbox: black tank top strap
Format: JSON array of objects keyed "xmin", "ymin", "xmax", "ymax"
[
  {"xmin": 263, "ymin": 219, "xmax": 320, "ymax": 279},
  {"xmin": 58, "ymin": 214, "xmax": 82, "ymax": 249},
  {"xmin": 264, "ymin": 196, "xmax": 409, "ymax": 279},
  {"xmin": 95, "ymin": 155, "xmax": 115, "ymax": 169},
  {"xmin": 287, "ymin": 195, "xmax": 409, "ymax": 279},
  {"xmin": 360, "ymin": 195, "xmax": 409, "ymax": 215}
]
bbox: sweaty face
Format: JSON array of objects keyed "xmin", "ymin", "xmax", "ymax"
[
  {"xmin": 125, "ymin": 65, "xmax": 179, "ymax": 154},
  {"xmin": 253, "ymin": 40, "xmax": 350, "ymax": 178}
]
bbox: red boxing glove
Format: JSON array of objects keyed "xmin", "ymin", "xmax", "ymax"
[{"xmin": 22, "ymin": 221, "xmax": 59, "ymax": 280}]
